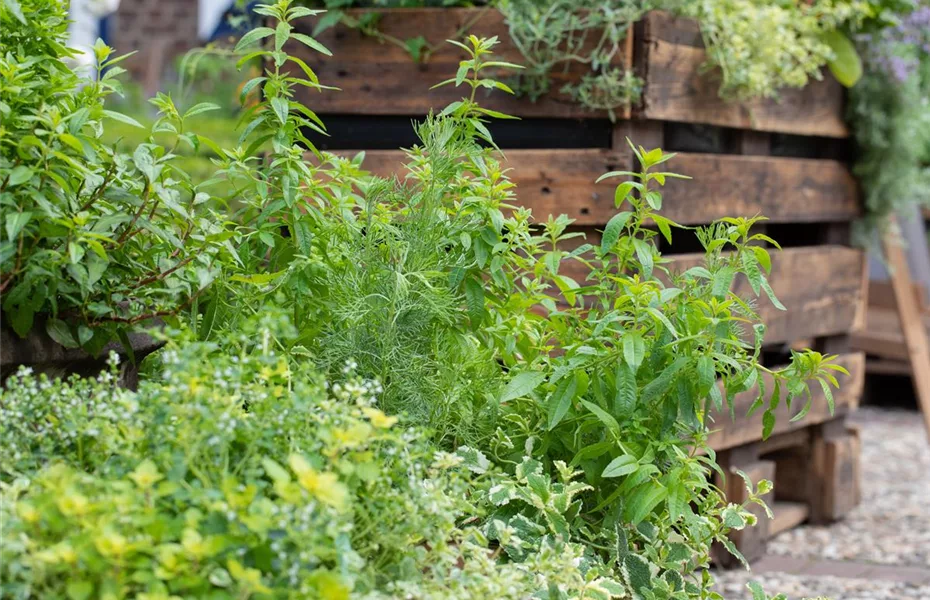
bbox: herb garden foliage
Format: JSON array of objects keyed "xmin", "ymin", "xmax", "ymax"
[
  {"xmin": 1, "ymin": 319, "xmax": 585, "ymax": 599},
  {"xmin": 0, "ymin": 0, "xmax": 234, "ymax": 352},
  {"xmin": 1, "ymin": 1, "xmax": 847, "ymax": 599},
  {"xmin": 848, "ymin": 2, "xmax": 930, "ymax": 242}
]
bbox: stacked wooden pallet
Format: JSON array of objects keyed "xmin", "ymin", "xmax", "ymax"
[{"xmin": 285, "ymin": 9, "xmax": 867, "ymax": 564}]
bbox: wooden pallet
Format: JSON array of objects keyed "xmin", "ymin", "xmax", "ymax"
[
  {"xmin": 712, "ymin": 416, "xmax": 862, "ymax": 567},
  {"xmin": 280, "ymin": 8, "xmax": 867, "ymax": 559}
]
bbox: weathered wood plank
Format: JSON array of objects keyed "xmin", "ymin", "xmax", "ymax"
[
  {"xmin": 288, "ymin": 8, "xmax": 632, "ymax": 118},
  {"xmin": 560, "ymin": 246, "xmax": 866, "ymax": 345},
  {"xmin": 705, "ymin": 352, "xmax": 864, "ymax": 452},
  {"xmin": 770, "ymin": 502, "xmax": 810, "ymax": 536},
  {"xmin": 884, "ymin": 228, "xmax": 930, "ymax": 438},
  {"xmin": 658, "ymin": 153, "xmax": 859, "ymax": 224},
  {"xmin": 339, "ymin": 150, "xmax": 860, "ymax": 226},
  {"xmin": 639, "ymin": 11, "xmax": 848, "ymax": 138}
]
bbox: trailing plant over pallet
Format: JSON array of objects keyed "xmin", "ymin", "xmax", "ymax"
[{"xmin": 0, "ymin": 1, "xmax": 847, "ymax": 598}]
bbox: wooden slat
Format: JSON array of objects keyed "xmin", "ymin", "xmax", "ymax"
[
  {"xmin": 561, "ymin": 246, "xmax": 866, "ymax": 345},
  {"xmin": 639, "ymin": 11, "xmax": 848, "ymax": 138},
  {"xmin": 865, "ymin": 358, "xmax": 912, "ymax": 376},
  {"xmin": 770, "ymin": 501, "xmax": 810, "ymax": 536},
  {"xmin": 658, "ymin": 153, "xmax": 859, "ymax": 224},
  {"xmin": 884, "ymin": 228, "xmax": 930, "ymax": 438},
  {"xmin": 339, "ymin": 150, "xmax": 860, "ymax": 226},
  {"xmin": 704, "ymin": 352, "xmax": 864, "ymax": 452},
  {"xmin": 288, "ymin": 8, "xmax": 632, "ymax": 118}
]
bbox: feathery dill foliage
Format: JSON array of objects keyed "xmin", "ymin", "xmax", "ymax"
[{"xmin": 298, "ymin": 117, "xmax": 513, "ymax": 442}]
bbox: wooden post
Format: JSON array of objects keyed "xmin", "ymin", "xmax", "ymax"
[{"xmin": 884, "ymin": 221, "xmax": 930, "ymax": 440}]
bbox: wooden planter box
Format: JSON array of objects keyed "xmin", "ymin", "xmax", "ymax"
[
  {"xmin": 637, "ymin": 12, "xmax": 848, "ymax": 137},
  {"xmin": 289, "ymin": 9, "xmax": 848, "ymax": 137}
]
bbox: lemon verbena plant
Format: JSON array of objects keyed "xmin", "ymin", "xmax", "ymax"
[{"xmin": 0, "ymin": 0, "xmax": 233, "ymax": 353}]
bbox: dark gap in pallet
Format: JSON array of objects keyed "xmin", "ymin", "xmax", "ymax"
[
  {"xmin": 764, "ymin": 447, "xmax": 809, "ymax": 504},
  {"xmin": 762, "ymin": 347, "xmax": 794, "ymax": 368},
  {"xmin": 663, "ymin": 122, "xmax": 742, "ymax": 155},
  {"xmin": 304, "ymin": 115, "xmax": 612, "ymax": 150},
  {"xmin": 770, "ymin": 133, "xmax": 851, "ymax": 162},
  {"xmin": 863, "ymin": 374, "xmax": 919, "ymax": 409},
  {"xmin": 659, "ymin": 229, "xmax": 705, "ymax": 255},
  {"xmin": 660, "ymin": 124, "xmax": 849, "ymax": 161},
  {"xmin": 765, "ymin": 222, "xmax": 830, "ymax": 248}
]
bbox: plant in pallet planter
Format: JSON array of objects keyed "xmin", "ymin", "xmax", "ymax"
[
  {"xmin": 286, "ymin": 0, "xmax": 884, "ymax": 132},
  {"xmin": 0, "ymin": 1, "xmax": 234, "ymax": 382}
]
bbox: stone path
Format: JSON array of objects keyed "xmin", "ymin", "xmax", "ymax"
[{"xmin": 714, "ymin": 407, "xmax": 930, "ymax": 599}]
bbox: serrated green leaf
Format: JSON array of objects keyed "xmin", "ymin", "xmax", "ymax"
[
  {"xmin": 623, "ymin": 331, "xmax": 645, "ymax": 372},
  {"xmin": 614, "ymin": 360, "xmax": 637, "ymax": 414},
  {"xmin": 464, "ymin": 277, "xmax": 485, "ymax": 325},
  {"xmin": 741, "ymin": 249, "xmax": 763, "ymax": 295},
  {"xmin": 235, "ymin": 26, "xmax": 274, "ymax": 52},
  {"xmin": 46, "ymin": 318, "xmax": 78, "ymax": 348},
  {"xmin": 762, "ymin": 409, "xmax": 776, "ymax": 440},
  {"xmin": 625, "ymin": 480, "xmax": 667, "ymax": 525},
  {"xmin": 633, "ymin": 238, "xmax": 654, "ymax": 279}
]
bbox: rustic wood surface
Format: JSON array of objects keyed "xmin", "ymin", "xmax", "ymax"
[
  {"xmin": 338, "ymin": 149, "xmax": 860, "ymax": 226},
  {"xmin": 561, "ymin": 246, "xmax": 867, "ymax": 345},
  {"xmin": 884, "ymin": 228, "xmax": 930, "ymax": 439},
  {"xmin": 287, "ymin": 8, "xmax": 632, "ymax": 118},
  {"xmin": 638, "ymin": 12, "xmax": 848, "ymax": 138},
  {"xmin": 704, "ymin": 352, "xmax": 864, "ymax": 452}
]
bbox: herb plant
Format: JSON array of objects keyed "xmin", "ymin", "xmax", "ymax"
[
  {"xmin": 0, "ymin": 315, "xmax": 583, "ymax": 599},
  {"xmin": 665, "ymin": 0, "xmax": 872, "ymax": 100},
  {"xmin": 848, "ymin": 1, "xmax": 930, "ymax": 242},
  {"xmin": 497, "ymin": 0, "xmax": 645, "ymax": 119},
  {"xmin": 212, "ymin": 5, "xmax": 845, "ymax": 597},
  {"xmin": 0, "ymin": 0, "xmax": 232, "ymax": 353}
]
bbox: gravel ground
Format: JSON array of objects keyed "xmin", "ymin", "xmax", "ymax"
[
  {"xmin": 714, "ymin": 570, "xmax": 930, "ymax": 600},
  {"xmin": 766, "ymin": 408, "xmax": 930, "ymax": 567},
  {"xmin": 714, "ymin": 407, "xmax": 930, "ymax": 599}
]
